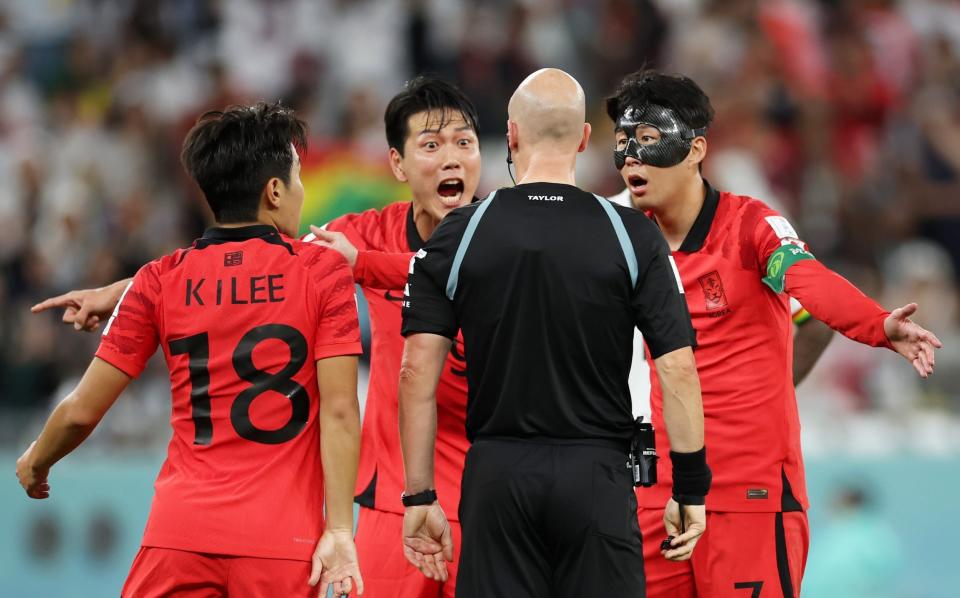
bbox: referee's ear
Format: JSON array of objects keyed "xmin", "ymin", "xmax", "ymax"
[
  {"xmin": 577, "ymin": 122, "xmax": 591, "ymax": 153},
  {"xmin": 506, "ymin": 120, "xmax": 519, "ymax": 155},
  {"xmin": 389, "ymin": 147, "xmax": 408, "ymax": 183}
]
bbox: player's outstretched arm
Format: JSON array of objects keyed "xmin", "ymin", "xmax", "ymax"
[
  {"xmin": 310, "ymin": 355, "xmax": 363, "ymax": 596},
  {"xmin": 307, "ymin": 225, "xmax": 413, "ymax": 290},
  {"xmin": 398, "ymin": 332, "xmax": 455, "ymax": 582},
  {"xmin": 883, "ymin": 303, "xmax": 943, "ymax": 378},
  {"xmin": 653, "ymin": 347, "xmax": 711, "ymax": 562},
  {"xmin": 30, "ymin": 278, "xmax": 131, "ymax": 332},
  {"xmin": 16, "ymin": 358, "xmax": 132, "ymax": 499},
  {"xmin": 779, "ymin": 260, "xmax": 943, "ymax": 378}
]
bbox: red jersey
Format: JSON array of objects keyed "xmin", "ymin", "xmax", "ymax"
[
  {"xmin": 640, "ymin": 184, "xmax": 893, "ymax": 513},
  {"xmin": 95, "ymin": 225, "xmax": 362, "ymax": 560},
  {"xmin": 641, "ymin": 186, "xmax": 809, "ymax": 513},
  {"xmin": 325, "ymin": 202, "xmax": 470, "ymax": 519}
]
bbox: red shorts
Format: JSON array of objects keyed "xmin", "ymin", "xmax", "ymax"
[
  {"xmin": 354, "ymin": 506, "xmax": 461, "ymax": 598},
  {"xmin": 638, "ymin": 508, "xmax": 809, "ymax": 598},
  {"xmin": 122, "ymin": 546, "xmax": 312, "ymax": 597}
]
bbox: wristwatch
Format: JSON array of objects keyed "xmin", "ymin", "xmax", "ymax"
[{"xmin": 401, "ymin": 489, "xmax": 438, "ymax": 507}]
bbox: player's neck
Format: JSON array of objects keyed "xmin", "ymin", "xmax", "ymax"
[
  {"xmin": 411, "ymin": 203, "xmax": 441, "ymax": 241},
  {"xmin": 653, "ymin": 176, "xmax": 706, "ymax": 251},
  {"xmin": 515, "ymin": 153, "xmax": 577, "ymax": 187}
]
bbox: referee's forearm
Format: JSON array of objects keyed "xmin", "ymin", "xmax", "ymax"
[
  {"xmin": 397, "ymin": 334, "xmax": 450, "ymax": 494},
  {"xmin": 654, "ymin": 347, "xmax": 704, "ymax": 453},
  {"xmin": 399, "ymin": 385, "xmax": 438, "ymax": 494}
]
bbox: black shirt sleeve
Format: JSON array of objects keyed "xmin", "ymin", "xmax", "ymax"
[
  {"xmin": 400, "ymin": 207, "xmax": 471, "ymax": 339},
  {"xmin": 631, "ymin": 223, "xmax": 696, "ymax": 359}
]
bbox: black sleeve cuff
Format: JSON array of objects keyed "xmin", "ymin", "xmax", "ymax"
[{"xmin": 400, "ymin": 318, "xmax": 457, "ymax": 340}]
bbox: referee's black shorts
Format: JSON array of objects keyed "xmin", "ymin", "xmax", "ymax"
[{"xmin": 456, "ymin": 437, "xmax": 645, "ymax": 598}]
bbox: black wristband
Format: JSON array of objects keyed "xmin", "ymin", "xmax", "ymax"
[
  {"xmin": 672, "ymin": 493, "xmax": 706, "ymax": 506},
  {"xmin": 671, "ymin": 447, "xmax": 711, "ymax": 503},
  {"xmin": 401, "ymin": 489, "xmax": 438, "ymax": 507}
]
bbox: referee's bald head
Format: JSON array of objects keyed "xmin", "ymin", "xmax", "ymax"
[{"xmin": 508, "ymin": 68, "xmax": 587, "ymax": 152}]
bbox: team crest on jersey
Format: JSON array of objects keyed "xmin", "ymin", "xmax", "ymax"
[{"xmin": 698, "ymin": 270, "xmax": 728, "ymax": 311}]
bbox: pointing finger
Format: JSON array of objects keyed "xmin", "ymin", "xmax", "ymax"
[{"xmin": 31, "ymin": 294, "xmax": 79, "ymax": 313}]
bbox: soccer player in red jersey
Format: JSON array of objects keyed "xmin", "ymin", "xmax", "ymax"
[
  {"xmin": 34, "ymin": 76, "xmax": 482, "ymax": 598},
  {"xmin": 303, "ymin": 76, "xmax": 481, "ymax": 598},
  {"xmin": 604, "ymin": 71, "xmax": 943, "ymax": 598},
  {"xmin": 17, "ymin": 103, "xmax": 365, "ymax": 597}
]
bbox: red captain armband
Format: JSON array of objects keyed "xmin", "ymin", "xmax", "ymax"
[{"xmin": 762, "ymin": 245, "xmax": 816, "ymax": 294}]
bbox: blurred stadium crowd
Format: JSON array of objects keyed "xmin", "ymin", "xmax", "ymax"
[{"xmin": 1, "ymin": 0, "xmax": 959, "ymax": 457}]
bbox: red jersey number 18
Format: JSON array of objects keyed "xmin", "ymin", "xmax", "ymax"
[{"xmin": 168, "ymin": 323, "xmax": 310, "ymax": 446}]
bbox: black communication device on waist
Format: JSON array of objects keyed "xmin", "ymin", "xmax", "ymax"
[{"xmin": 628, "ymin": 416, "xmax": 657, "ymax": 487}]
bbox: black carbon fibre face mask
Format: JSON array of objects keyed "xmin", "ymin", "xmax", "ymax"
[{"xmin": 613, "ymin": 105, "xmax": 707, "ymax": 169}]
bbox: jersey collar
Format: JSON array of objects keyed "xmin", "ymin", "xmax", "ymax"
[
  {"xmin": 678, "ymin": 181, "xmax": 721, "ymax": 253},
  {"xmin": 197, "ymin": 224, "xmax": 294, "ymax": 254},
  {"xmin": 406, "ymin": 197, "xmax": 483, "ymax": 251},
  {"xmin": 406, "ymin": 203, "xmax": 425, "ymax": 252}
]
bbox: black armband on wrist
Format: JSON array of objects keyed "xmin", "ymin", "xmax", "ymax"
[
  {"xmin": 671, "ymin": 447, "xmax": 711, "ymax": 504},
  {"xmin": 401, "ymin": 489, "xmax": 437, "ymax": 507}
]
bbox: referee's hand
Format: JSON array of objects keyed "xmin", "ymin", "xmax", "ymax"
[
  {"xmin": 402, "ymin": 503, "xmax": 454, "ymax": 582},
  {"xmin": 661, "ymin": 498, "xmax": 706, "ymax": 561}
]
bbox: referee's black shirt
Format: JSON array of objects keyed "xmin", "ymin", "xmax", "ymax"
[{"xmin": 401, "ymin": 182, "xmax": 695, "ymax": 443}]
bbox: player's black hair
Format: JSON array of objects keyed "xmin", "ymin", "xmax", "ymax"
[
  {"xmin": 181, "ymin": 101, "xmax": 307, "ymax": 223},
  {"xmin": 384, "ymin": 75, "xmax": 480, "ymax": 156},
  {"xmin": 605, "ymin": 70, "xmax": 715, "ymax": 132}
]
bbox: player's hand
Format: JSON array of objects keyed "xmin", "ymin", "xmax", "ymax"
[
  {"xmin": 307, "ymin": 225, "xmax": 358, "ymax": 268},
  {"xmin": 16, "ymin": 442, "xmax": 50, "ymax": 499},
  {"xmin": 31, "ymin": 279, "xmax": 129, "ymax": 332},
  {"xmin": 884, "ymin": 303, "xmax": 943, "ymax": 378},
  {"xmin": 402, "ymin": 502, "xmax": 454, "ymax": 582},
  {"xmin": 309, "ymin": 528, "xmax": 364, "ymax": 596},
  {"xmin": 661, "ymin": 498, "xmax": 705, "ymax": 561}
]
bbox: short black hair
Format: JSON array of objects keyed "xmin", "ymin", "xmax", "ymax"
[
  {"xmin": 181, "ymin": 101, "xmax": 307, "ymax": 223},
  {"xmin": 605, "ymin": 70, "xmax": 715, "ymax": 132},
  {"xmin": 384, "ymin": 75, "xmax": 480, "ymax": 156}
]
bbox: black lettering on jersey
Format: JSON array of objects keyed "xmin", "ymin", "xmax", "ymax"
[
  {"xmin": 734, "ymin": 581, "xmax": 763, "ymax": 597},
  {"xmin": 230, "ymin": 277, "xmax": 248, "ymax": 304},
  {"xmin": 268, "ymin": 274, "xmax": 285, "ymax": 302},
  {"xmin": 449, "ymin": 339, "xmax": 467, "ymax": 378},
  {"xmin": 186, "ymin": 278, "xmax": 205, "ymax": 306},
  {"xmin": 191, "ymin": 276, "xmax": 286, "ymax": 306},
  {"xmin": 250, "ymin": 276, "xmax": 267, "ymax": 304}
]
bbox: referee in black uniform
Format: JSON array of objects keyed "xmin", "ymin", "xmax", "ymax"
[{"xmin": 397, "ymin": 68, "xmax": 711, "ymax": 598}]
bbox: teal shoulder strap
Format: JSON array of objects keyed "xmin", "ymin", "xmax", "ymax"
[
  {"xmin": 445, "ymin": 191, "xmax": 497, "ymax": 300},
  {"xmin": 593, "ymin": 194, "xmax": 639, "ymax": 288}
]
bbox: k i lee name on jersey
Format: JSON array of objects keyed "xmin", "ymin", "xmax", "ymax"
[
  {"xmin": 185, "ymin": 274, "xmax": 285, "ymax": 306},
  {"xmin": 528, "ymin": 195, "xmax": 563, "ymax": 201}
]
